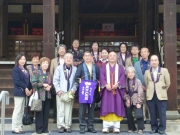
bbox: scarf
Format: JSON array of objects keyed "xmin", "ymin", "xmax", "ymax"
[
  {"xmin": 106, "ymin": 63, "xmax": 119, "ymax": 88},
  {"xmin": 119, "ymin": 52, "xmax": 128, "ymax": 66},
  {"xmin": 140, "ymin": 59, "xmax": 150, "ymax": 75},
  {"xmin": 40, "ymin": 69, "xmax": 48, "ymax": 84},
  {"xmin": 19, "ymin": 66, "xmax": 29, "ymax": 79},
  {"xmin": 83, "ymin": 62, "xmax": 96, "ymax": 81},
  {"xmin": 63, "ymin": 64, "xmax": 73, "ymax": 91},
  {"xmin": 150, "ymin": 67, "xmax": 161, "ymax": 91},
  {"xmin": 92, "ymin": 51, "xmax": 99, "ymax": 63}
]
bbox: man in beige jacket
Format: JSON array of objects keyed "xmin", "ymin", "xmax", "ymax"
[
  {"xmin": 50, "ymin": 44, "xmax": 66, "ymax": 123},
  {"xmin": 144, "ymin": 55, "xmax": 170, "ymax": 134}
]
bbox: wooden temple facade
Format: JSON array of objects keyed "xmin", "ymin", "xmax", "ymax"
[{"xmin": 0, "ymin": 0, "xmax": 179, "ymax": 114}]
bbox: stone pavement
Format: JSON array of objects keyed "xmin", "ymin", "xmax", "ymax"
[{"xmin": 1, "ymin": 131, "xmax": 169, "ymax": 135}]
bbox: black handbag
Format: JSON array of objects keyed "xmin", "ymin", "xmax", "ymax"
[
  {"xmin": 134, "ymin": 108, "xmax": 143, "ymax": 119},
  {"xmin": 94, "ymin": 87, "xmax": 101, "ymax": 103},
  {"xmin": 22, "ymin": 97, "xmax": 33, "ymax": 125}
]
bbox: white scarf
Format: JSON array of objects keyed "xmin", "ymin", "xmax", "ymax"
[{"xmin": 106, "ymin": 63, "xmax": 119, "ymax": 85}]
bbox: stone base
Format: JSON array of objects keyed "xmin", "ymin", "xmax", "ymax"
[{"xmin": 166, "ymin": 111, "xmax": 180, "ymax": 120}]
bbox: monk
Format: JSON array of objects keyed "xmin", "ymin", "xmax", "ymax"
[{"xmin": 99, "ymin": 51, "xmax": 126, "ymax": 133}]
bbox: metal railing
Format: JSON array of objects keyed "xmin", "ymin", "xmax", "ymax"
[{"xmin": 0, "ymin": 91, "xmax": 9, "ymax": 135}]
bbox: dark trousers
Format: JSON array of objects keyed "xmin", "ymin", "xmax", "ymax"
[
  {"xmin": 53, "ymin": 95, "xmax": 57, "ymax": 120},
  {"xmin": 79, "ymin": 101, "xmax": 95, "ymax": 129},
  {"xmin": 35, "ymin": 99, "xmax": 51, "ymax": 133},
  {"xmin": 147, "ymin": 93, "xmax": 167, "ymax": 131},
  {"xmin": 126, "ymin": 105, "xmax": 144, "ymax": 130}
]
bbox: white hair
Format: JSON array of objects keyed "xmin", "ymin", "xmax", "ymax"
[{"xmin": 126, "ymin": 66, "xmax": 136, "ymax": 74}]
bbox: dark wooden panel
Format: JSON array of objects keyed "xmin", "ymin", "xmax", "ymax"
[
  {"xmin": 163, "ymin": 0, "xmax": 177, "ymax": 110},
  {"xmin": 79, "ymin": 13, "xmax": 138, "ymax": 19},
  {"xmin": 8, "ymin": 35, "xmax": 43, "ymax": 40},
  {"xmin": 83, "ymin": 36, "xmax": 138, "ymax": 42}
]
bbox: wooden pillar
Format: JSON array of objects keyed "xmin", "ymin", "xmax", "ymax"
[
  {"xmin": 164, "ymin": 0, "xmax": 177, "ymax": 110},
  {"xmin": 146, "ymin": 0, "xmax": 155, "ymax": 54},
  {"xmin": 0, "ymin": 0, "xmax": 8, "ymax": 59},
  {"xmin": 71, "ymin": 0, "xmax": 79, "ymax": 41},
  {"xmin": 58, "ymin": 0, "xmax": 63, "ymax": 38},
  {"xmin": 64, "ymin": 0, "xmax": 71, "ymax": 48},
  {"xmin": 138, "ymin": 0, "xmax": 147, "ymax": 48},
  {"xmin": 3, "ymin": 0, "xmax": 8, "ymax": 59},
  {"xmin": 43, "ymin": 0, "xmax": 55, "ymax": 60},
  {"xmin": 0, "ymin": 0, "xmax": 3, "ymax": 58}
]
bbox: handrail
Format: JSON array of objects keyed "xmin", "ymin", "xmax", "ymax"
[{"xmin": 0, "ymin": 91, "xmax": 9, "ymax": 135}]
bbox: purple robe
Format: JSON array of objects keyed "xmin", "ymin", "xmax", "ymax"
[{"xmin": 99, "ymin": 64, "xmax": 126, "ymax": 117}]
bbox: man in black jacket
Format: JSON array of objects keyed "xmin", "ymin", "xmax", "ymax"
[{"xmin": 74, "ymin": 51, "xmax": 99, "ymax": 134}]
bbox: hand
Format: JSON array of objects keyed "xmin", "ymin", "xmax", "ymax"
[
  {"xmin": 142, "ymin": 86, "xmax": 147, "ymax": 91},
  {"xmin": 126, "ymin": 100, "xmax": 130, "ymax": 107},
  {"xmin": 136, "ymin": 104, "xmax": 141, "ymax": 108},
  {"xmin": 25, "ymin": 88, "xmax": 30, "ymax": 96},
  {"xmin": 57, "ymin": 91, "xmax": 62, "ymax": 97},
  {"xmin": 43, "ymin": 83, "xmax": 48, "ymax": 87},
  {"xmin": 29, "ymin": 89, "xmax": 33, "ymax": 95},
  {"xmin": 105, "ymin": 84, "xmax": 112, "ymax": 91},
  {"xmin": 112, "ymin": 83, "xmax": 118, "ymax": 90},
  {"xmin": 71, "ymin": 90, "xmax": 75, "ymax": 95},
  {"xmin": 45, "ymin": 86, "xmax": 51, "ymax": 91}
]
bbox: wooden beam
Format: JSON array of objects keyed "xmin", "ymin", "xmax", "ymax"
[
  {"xmin": 43, "ymin": 0, "xmax": 55, "ymax": 60},
  {"xmin": 8, "ymin": 0, "xmax": 59, "ymax": 4},
  {"xmin": 78, "ymin": 13, "xmax": 138, "ymax": 19},
  {"xmin": 164, "ymin": 0, "xmax": 177, "ymax": 110},
  {"xmin": 8, "ymin": 0, "xmax": 43, "ymax": 4},
  {"xmin": 83, "ymin": 36, "xmax": 138, "ymax": 42}
]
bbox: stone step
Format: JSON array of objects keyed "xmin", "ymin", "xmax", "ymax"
[
  {"xmin": 0, "ymin": 78, "xmax": 13, "ymax": 86},
  {"xmin": 1, "ymin": 119, "xmax": 180, "ymax": 133},
  {"xmin": 0, "ymin": 69, "xmax": 12, "ymax": 78}
]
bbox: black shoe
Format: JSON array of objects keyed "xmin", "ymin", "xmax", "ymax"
[
  {"xmin": 59, "ymin": 127, "xmax": 65, "ymax": 133},
  {"xmin": 43, "ymin": 130, "xmax": 49, "ymax": 133},
  {"xmin": 159, "ymin": 130, "xmax": 165, "ymax": 134},
  {"xmin": 88, "ymin": 128, "xmax": 97, "ymax": 133},
  {"xmin": 36, "ymin": 131, "xmax": 42, "ymax": 134},
  {"xmin": 150, "ymin": 130, "xmax": 158, "ymax": 134},
  {"xmin": 80, "ymin": 128, "xmax": 86, "ymax": 134},
  {"xmin": 66, "ymin": 128, "xmax": 72, "ymax": 133}
]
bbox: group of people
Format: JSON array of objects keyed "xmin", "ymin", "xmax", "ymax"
[{"xmin": 11, "ymin": 39, "xmax": 170, "ymax": 135}]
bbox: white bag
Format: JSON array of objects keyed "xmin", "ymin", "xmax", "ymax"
[{"xmin": 28, "ymin": 91, "xmax": 39, "ymax": 106}]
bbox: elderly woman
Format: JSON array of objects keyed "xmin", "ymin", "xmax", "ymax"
[
  {"xmin": 96, "ymin": 48, "xmax": 108, "ymax": 68},
  {"xmin": 124, "ymin": 66, "xmax": 144, "ymax": 134},
  {"xmin": 12, "ymin": 53, "xmax": 32, "ymax": 134},
  {"xmin": 50, "ymin": 44, "xmax": 67, "ymax": 123},
  {"xmin": 27, "ymin": 53, "xmax": 40, "ymax": 87},
  {"xmin": 53, "ymin": 53, "xmax": 77, "ymax": 133},
  {"xmin": 117, "ymin": 43, "xmax": 130, "ymax": 68},
  {"xmin": 32, "ymin": 57, "xmax": 53, "ymax": 134}
]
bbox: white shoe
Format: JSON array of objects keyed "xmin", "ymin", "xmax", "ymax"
[
  {"xmin": 102, "ymin": 128, "xmax": 109, "ymax": 133},
  {"xmin": 113, "ymin": 128, "xmax": 120, "ymax": 133}
]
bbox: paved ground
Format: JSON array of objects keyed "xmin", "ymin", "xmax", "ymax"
[{"xmin": 1, "ymin": 130, "xmax": 168, "ymax": 135}]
